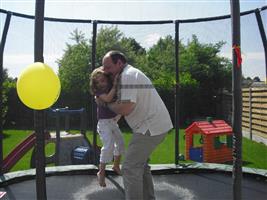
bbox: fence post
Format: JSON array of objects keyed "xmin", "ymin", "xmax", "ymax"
[
  {"xmin": 64, "ymin": 107, "xmax": 70, "ymax": 132},
  {"xmin": 249, "ymin": 87, "xmax": 252, "ymax": 140},
  {"xmin": 55, "ymin": 109, "xmax": 60, "ymax": 166}
]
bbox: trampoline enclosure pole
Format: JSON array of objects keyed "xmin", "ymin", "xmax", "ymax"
[
  {"xmin": 34, "ymin": 0, "xmax": 47, "ymax": 199},
  {"xmin": 174, "ymin": 21, "xmax": 180, "ymax": 165},
  {"xmin": 91, "ymin": 21, "xmax": 98, "ymax": 164},
  {"xmin": 230, "ymin": 1, "xmax": 243, "ymax": 200},
  {"xmin": 254, "ymin": 9, "xmax": 267, "ymax": 83},
  {"xmin": 0, "ymin": 12, "xmax": 11, "ymax": 174}
]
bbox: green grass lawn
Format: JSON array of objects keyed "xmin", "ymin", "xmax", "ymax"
[{"xmin": 2, "ymin": 129, "xmax": 267, "ymax": 172}]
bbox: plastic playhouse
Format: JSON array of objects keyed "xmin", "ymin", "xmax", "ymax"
[{"xmin": 185, "ymin": 119, "xmax": 233, "ymax": 163}]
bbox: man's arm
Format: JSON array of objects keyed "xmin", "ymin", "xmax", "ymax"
[
  {"xmin": 107, "ymin": 101, "xmax": 135, "ymax": 116},
  {"xmin": 96, "ymin": 74, "xmax": 119, "ymax": 103}
]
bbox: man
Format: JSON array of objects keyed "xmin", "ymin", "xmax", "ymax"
[{"xmin": 102, "ymin": 50, "xmax": 173, "ymax": 200}]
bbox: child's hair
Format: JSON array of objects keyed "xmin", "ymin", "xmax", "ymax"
[{"xmin": 90, "ymin": 67, "xmax": 112, "ymax": 95}]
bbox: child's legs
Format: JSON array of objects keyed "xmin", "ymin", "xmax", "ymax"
[
  {"xmin": 97, "ymin": 120, "xmax": 115, "ymax": 164},
  {"xmin": 97, "ymin": 162, "xmax": 107, "ymax": 187},
  {"xmin": 111, "ymin": 122, "xmax": 125, "ymax": 157}
]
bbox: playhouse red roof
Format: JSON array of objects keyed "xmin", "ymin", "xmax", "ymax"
[{"xmin": 185, "ymin": 120, "xmax": 233, "ymax": 135}]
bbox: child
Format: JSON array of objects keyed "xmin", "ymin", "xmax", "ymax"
[{"xmin": 90, "ymin": 67, "xmax": 125, "ymax": 187}]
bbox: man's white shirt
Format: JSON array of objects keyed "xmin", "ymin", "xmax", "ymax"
[{"xmin": 119, "ymin": 64, "xmax": 173, "ymax": 136}]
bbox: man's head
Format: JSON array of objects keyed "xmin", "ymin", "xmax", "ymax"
[{"xmin": 102, "ymin": 50, "xmax": 127, "ymax": 76}]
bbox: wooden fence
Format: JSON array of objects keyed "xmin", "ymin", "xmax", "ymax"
[{"xmin": 242, "ymin": 87, "xmax": 267, "ymax": 140}]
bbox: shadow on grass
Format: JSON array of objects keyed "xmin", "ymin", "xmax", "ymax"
[{"xmin": 2, "ymin": 132, "xmax": 11, "ymax": 139}]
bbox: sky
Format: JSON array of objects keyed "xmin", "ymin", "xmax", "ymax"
[{"xmin": 1, "ymin": 0, "xmax": 267, "ymax": 80}]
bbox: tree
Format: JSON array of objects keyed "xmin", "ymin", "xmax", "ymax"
[
  {"xmin": 2, "ymin": 69, "xmax": 16, "ymax": 126},
  {"xmin": 180, "ymin": 35, "xmax": 232, "ymax": 91},
  {"xmin": 57, "ymin": 28, "xmax": 232, "ymax": 125},
  {"xmin": 57, "ymin": 26, "xmax": 146, "ymax": 111},
  {"xmin": 253, "ymin": 76, "xmax": 261, "ymax": 82},
  {"xmin": 58, "ymin": 29, "xmax": 91, "ymax": 95},
  {"xmin": 179, "ymin": 35, "xmax": 232, "ymax": 118},
  {"xmin": 142, "ymin": 34, "xmax": 231, "ymax": 122},
  {"xmin": 58, "ymin": 26, "xmax": 146, "ymax": 95},
  {"xmin": 138, "ymin": 35, "xmax": 199, "ymax": 123},
  {"xmin": 95, "ymin": 26, "xmax": 146, "ymax": 67}
]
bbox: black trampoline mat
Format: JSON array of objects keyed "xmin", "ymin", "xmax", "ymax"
[{"xmin": 1, "ymin": 173, "xmax": 267, "ymax": 200}]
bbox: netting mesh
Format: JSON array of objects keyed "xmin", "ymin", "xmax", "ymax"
[
  {"xmin": 1, "ymin": 11, "xmax": 265, "ymax": 80},
  {"xmin": 1, "ymin": 8, "xmax": 266, "ymax": 169},
  {"xmin": 3, "ymin": 15, "xmax": 34, "ymax": 77},
  {"xmin": 116, "ymin": 24, "xmax": 174, "ymax": 48},
  {"xmin": 241, "ymin": 11, "xmax": 266, "ymax": 79},
  {"xmin": 43, "ymin": 21, "xmax": 92, "ymax": 72}
]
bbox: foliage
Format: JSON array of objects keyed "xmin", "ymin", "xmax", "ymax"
[
  {"xmin": 58, "ymin": 29, "xmax": 91, "ymax": 94},
  {"xmin": 136, "ymin": 34, "xmax": 231, "ymax": 122},
  {"xmin": 56, "ymin": 26, "xmax": 146, "ymax": 113},
  {"xmin": 177, "ymin": 36, "xmax": 231, "ymax": 120},
  {"xmin": 56, "ymin": 28, "xmax": 232, "ymax": 124},
  {"xmin": 180, "ymin": 35, "xmax": 232, "ymax": 90},
  {"xmin": 253, "ymin": 76, "xmax": 261, "ymax": 82},
  {"xmin": 2, "ymin": 69, "xmax": 16, "ymax": 126},
  {"xmin": 144, "ymin": 36, "xmax": 175, "ymax": 80},
  {"xmin": 94, "ymin": 26, "xmax": 146, "ymax": 67}
]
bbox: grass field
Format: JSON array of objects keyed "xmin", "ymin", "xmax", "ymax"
[{"xmin": 2, "ymin": 129, "xmax": 267, "ymax": 172}]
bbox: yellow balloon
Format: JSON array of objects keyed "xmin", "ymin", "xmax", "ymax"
[{"xmin": 17, "ymin": 62, "xmax": 61, "ymax": 110}]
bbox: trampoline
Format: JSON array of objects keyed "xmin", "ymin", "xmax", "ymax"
[
  {"xmin": 1, "ymin": 1, "xmax": 267, "ymax": 200},
  {"xmin": 0, "ymin": 164, "xmax": 267, "ymax": 200}
]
